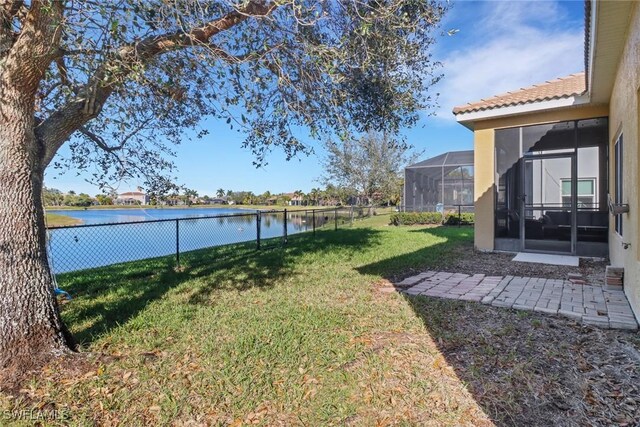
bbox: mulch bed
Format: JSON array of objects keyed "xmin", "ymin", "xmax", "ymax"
[
  {"xmin": 432, "ymin": 239, "xmax": 607, "ymax": 284},
  {"xmin": 408, "ymin": 297, "xmax": 640, "ymax": 426}
]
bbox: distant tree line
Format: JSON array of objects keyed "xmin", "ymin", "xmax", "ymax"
[
  {"xmin": 43, "ymin": 187, "xmax": 112, "ymax": 207},
  {"xmin": 42, "ymin": 186, "xmax": 366, "ymax": 207}
]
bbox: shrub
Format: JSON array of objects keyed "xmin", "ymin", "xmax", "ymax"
[
  {"xmin": 389, "ymin": 212, "xmax": 443, "ymax": 226},
  {"xmin": 444, "ymin": 212, "xmax": 475, "ymax": 225},
  {"xmin": 389, "ymin": 211, "xmax": 475, "ymax": 226}
]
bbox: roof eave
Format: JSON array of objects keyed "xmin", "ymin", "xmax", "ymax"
[
  {"xmin": 588, "ymin": 0, "xmax": 634, "ymax": 104},
  {"xmin": 454, "ymin": 94, "xmax": 591, "ymax": 130}
]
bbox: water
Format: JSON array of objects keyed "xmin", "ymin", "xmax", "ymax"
[
  {"xmin": 48, "ymin": 207, "xmax": 255, "ymax": 225},
  {"xmin": 46, "ymin": 207, "xmax": 326, "ymax": 273}
]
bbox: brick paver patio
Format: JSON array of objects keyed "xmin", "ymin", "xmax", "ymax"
[{"xmin": 395, "ymin": 271, "xmax": 638, "ymax": 330}]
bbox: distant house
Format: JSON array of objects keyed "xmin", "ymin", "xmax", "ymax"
[
  {"xmin": 287, "ymin": 193, "xmax": 304, "ymax": 206},
  {"xmin": 116, "ymin": 191, "xmax": 149, "ymax": 205},
  {"xmin": 209, "ymin": 198, "xmax": 227, "ymax": 205}
]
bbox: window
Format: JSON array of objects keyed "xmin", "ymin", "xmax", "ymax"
[
  {"xmin": 561, "ymin": 178, "xmax": 596, "ymax": 208},
  {"xmin": 615, "ymin": 135, "xmax": 624, "ymax": 235}
]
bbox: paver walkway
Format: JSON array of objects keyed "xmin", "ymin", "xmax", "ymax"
[{"xmin": 395, "ymin": 271, "xmax": 638, "ymax": 330}]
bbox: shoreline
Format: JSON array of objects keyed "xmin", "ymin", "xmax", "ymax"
[
  {"xmin": 46, "ymin": 204, "xmax": 330, "ymax": 212},
  {"xmin": 45, "ymin": 212, "xmax": 83, "ymax": 227}
]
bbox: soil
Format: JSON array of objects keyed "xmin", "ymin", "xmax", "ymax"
[
  {"xmin": 408, "ymin": 297, "xmax": 640, "ymax": 427},
  {"xmin": 433, "ymin": 239, "xmax": 608, "ymax": 284}
]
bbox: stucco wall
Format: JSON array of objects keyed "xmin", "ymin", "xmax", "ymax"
[
  {"xmin": 474, "ymin": 129, "xmax": 494, "ymax": 250},
  {"xmin": 471, "ymin": 105, "xmax": 609, "ymax": 251},
  {"xmin": 608, "ymin": 4, "xmax": 640, "ymax": 318}
]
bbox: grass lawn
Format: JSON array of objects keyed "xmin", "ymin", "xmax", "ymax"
[
  {"xmin": 45, "ymin": 212, "xmax": 83, "ymax": 227},
  {"xmin": 3, "ymin": 218, "xmax": 639, "ymax": 425},
  {"xmin": 5, "ymin": 218, "xmax": 486, "ymax": 425}
]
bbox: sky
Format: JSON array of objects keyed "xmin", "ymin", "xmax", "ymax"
[{"xmin": 45, "ymin": 0, "xmax": 586, "ymax": 197}]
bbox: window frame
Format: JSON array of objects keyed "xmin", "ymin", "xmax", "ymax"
[{"xmin": 560, "ymin": 178, "xmax": 596, "ymax": 208}]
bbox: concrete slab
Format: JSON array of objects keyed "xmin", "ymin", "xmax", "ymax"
[{"xmin": 512, "ymin": 252, "xmax": 580, "ymax": 266}]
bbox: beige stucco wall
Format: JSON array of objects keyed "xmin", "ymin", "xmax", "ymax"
[
  {"xmin": 474, "ymin": 129, "xmax": 495, "ymax": 250},
  {"xmin": 470, "ymin": 105, "xmax": 610, "ymax": 252},
  {"xmin": 608, "ymin": 3, "xmax": 640, "ymax": 318}
]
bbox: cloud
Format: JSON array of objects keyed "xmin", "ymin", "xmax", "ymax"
[{"xmin": 431, "ymin": 0, "xmax": 584, "ymax": 121}]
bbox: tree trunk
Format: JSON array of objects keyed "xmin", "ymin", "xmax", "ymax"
[{"xmin": 0, "ymin": 97, "xmax": 75, "ymax": 380}]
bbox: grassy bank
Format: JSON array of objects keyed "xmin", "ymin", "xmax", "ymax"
[{"xmin": 45, "ymin": 212, "xmax": 83, "ymax": 227}]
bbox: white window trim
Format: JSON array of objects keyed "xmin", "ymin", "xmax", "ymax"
[{"xmin": 560, "ymin": 177, "xmax": 597, "ymax": 208}]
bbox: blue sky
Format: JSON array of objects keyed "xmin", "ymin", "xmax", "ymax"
[{"xmin": 45, "ymin": 0, "xmax": 586, "ymax": 197}]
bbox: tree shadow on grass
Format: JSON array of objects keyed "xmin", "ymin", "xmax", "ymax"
[
  {"xmin": 356, "ymin": 226, "xmax": 473, "ymax": 281},
  {"xmin": 58, "ymin": 227, "xmax": 383, "ymax": 345},
  {"xmin": 356, "ymin": 225, "xmax": 640, "ymax": 426}
]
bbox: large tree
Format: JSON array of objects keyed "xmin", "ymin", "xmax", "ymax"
[
  {"xmin": 0, "ymin": 0, "xmax": 446, "ymax": 381},
  {"xmin": 322, "ymin": 132, "xmax": 419, "ymax": 205}
]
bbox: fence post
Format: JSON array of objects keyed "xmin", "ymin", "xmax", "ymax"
[
  {"xmin": 335, "ymin": 207, "xmax": 338, "ymax": 231},
  {"xmin": 458, "ymin": 205, "xmax": 462, "ymax": 227},
  {"xmin": 256, "ymin": 211, "xmax": 261, "ymax": 250},
  {"xmin": 312, "ymin": 210, "xmax": 316, "ymax": 236},
  {"xmin": 175, "ymin": 218, "xmax": 180, "ymax": 267},
  {"xmin": 283, "ymin": 209, "xmax": 288, "ymax": 244}
]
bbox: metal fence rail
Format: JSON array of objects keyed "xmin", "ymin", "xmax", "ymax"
[{"xmin": 46, "ymin": 207, "xmax": 376, "ymax": 274}]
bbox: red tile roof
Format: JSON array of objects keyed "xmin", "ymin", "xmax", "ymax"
[{"xmin": 453, "ymin": 73, "xmax": 586, "ymax": 115}]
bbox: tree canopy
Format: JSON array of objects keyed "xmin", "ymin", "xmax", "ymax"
[
  {"xmin": 0, "ymin": 0, "xmax": 448, "ymax": 381},
  {"xmin": 3, "ymin": 0, "xmax": 448, "ymax": 189},
  {"xmin": 322, "ymin": 132, "xmax": 419, "ymax": 205}
]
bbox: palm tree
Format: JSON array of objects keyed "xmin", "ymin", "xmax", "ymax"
[
  {"xmin": 310, "ymin": 187, "xmax": 321, "ymax": 206},
  {"xmin": 216, "ymin": 188, "xmax": 225, "ymax": 198}
]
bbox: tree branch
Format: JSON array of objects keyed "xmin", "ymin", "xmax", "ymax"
[
  {"xmin": 37, "ymin": 0, "xmax": 277, "ymax": 168},
  {"xmin": 0, "ymin": 1, "xmax": 23, "ymax": 57},
  {"xmin": 54, "ymin": 55, "xmax": 70, "ymax": 87},
  {"xmin": 77, "ymin": 127, "xmax": 125, "ymax": 153},
  {"xmin": 2, "ymin": 1, "xmax": 63, "ymax": 95},
  {"xmin": 78, "ymin": 117, "xmax": 153, "ymax": 153}
]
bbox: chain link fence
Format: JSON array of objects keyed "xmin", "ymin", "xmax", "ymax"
[{"xmin": 47, "ymin": 206, "xmax": 383, "ymax": 274}]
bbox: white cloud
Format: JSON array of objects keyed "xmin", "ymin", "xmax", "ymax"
[{"xmin": 432, "ymin": 0, "xmax": 584, "ymax": 121}]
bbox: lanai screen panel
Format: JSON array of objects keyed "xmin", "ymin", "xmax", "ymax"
[{"xmin": 404, "ymin": 150, "xmax": 474, "ymax": 212}]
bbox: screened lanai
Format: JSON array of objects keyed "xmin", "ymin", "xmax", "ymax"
[{"xmin": 403, "ymin": 150, "xmax": 474, "ymax": 212}]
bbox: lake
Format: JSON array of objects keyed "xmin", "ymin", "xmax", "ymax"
[
  {"xmin": 46, "ymin": 207, "xmax": 334, "ymax": 273},
  {"xmin": 49, "ymin": 207, "xmax": 255, "ymax": 225}
]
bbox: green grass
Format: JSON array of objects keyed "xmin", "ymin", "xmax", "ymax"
[
  {"xmin": 45, "ymin": 212, "xmax": 83, "ymax": 227},
  {"xmin": 3, "ymin": 220, "xmax": 489, "ymax": 425}
]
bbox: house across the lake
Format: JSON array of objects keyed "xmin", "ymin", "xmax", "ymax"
[
  {"xmin": 208, "ymin": 198, "xmax": 228, "ymax": 205},
  {"xmin": 287, "ymin": 193, "xmax": 304, "ymax": 206},
  {"xmin": 116, "ymin": 191, "xmax": 149, "ymax": 205},
  {"xmin": 453, "ymin": 0, "xmax": 640, "ymax": 318}
]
